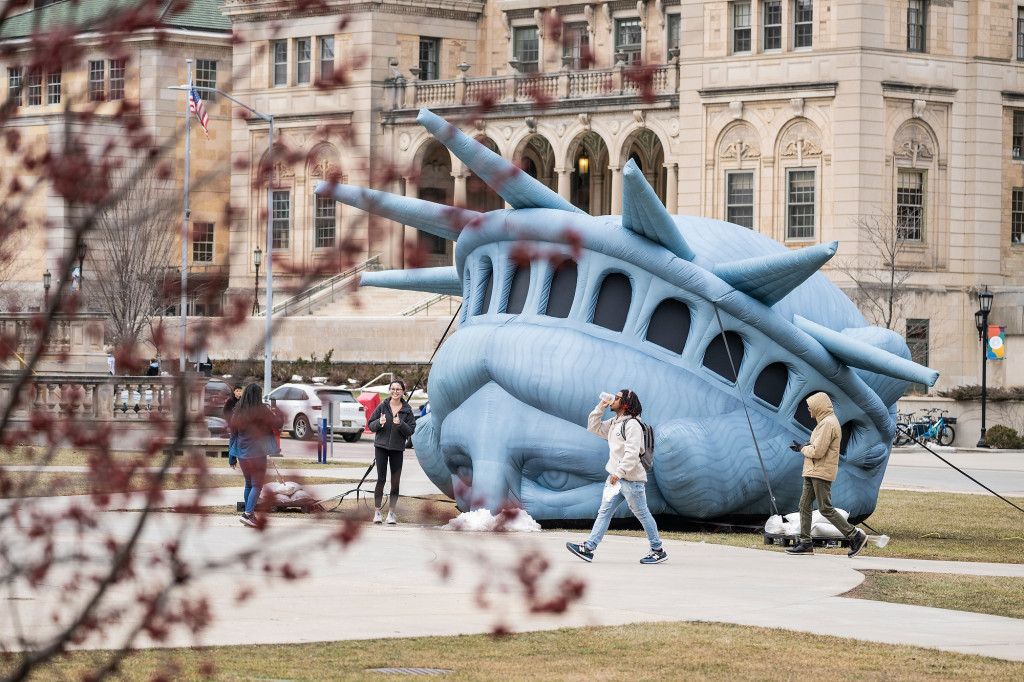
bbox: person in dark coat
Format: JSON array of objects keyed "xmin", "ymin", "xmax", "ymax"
[
  {"xmin": 223, "ymin": 384, "xmax": 243, "ymax": 416},
  {"xmin": 367, "ymin": 379, "xmax": 416, "ymax": 524},
  {"xmin": 228, "ymin": 384, "xmax": 284, "ymax": 528},
  {"xmin": 145, "ymin": 358, "xmax": 159, "ymax": 376}
]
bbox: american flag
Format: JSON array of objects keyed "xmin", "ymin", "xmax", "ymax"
[{"xmin": 189, "ymin": 83, "xmax": 209, "ymax": 139}]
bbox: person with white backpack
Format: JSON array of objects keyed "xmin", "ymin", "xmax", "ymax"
[{"xmin": 566, "ymin": 389, "xmax": 667, "ymax": 565}]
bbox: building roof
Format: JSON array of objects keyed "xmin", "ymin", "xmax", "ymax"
[{"xmin": 0, "ymin": 0, "xmax": 231, "ymax": 40}]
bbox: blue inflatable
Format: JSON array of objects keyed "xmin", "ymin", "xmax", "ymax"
[{"xmin": 315, "ymin": 109, "xmax": 937, "ymax": 523}]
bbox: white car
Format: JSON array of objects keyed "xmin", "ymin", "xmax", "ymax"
[{"xmin": 265, "ymin": 383, "xmax": 365, "ymax": 441}]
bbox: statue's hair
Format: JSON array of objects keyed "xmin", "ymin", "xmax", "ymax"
[{"xmin": 618, "ymin": 389, "xmax": 642, "ymax": 419}]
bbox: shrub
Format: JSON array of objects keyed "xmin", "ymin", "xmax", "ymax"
[{"xmin": 984, "ymin": 424, "xmax": 1024, "ymax": 449}]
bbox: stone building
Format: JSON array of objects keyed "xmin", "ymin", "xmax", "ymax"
[{"xmin": 3, "ymin": 1, "xmax": 1022, "ymax": 391}]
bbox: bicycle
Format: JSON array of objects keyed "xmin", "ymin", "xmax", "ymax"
[
  {"xmin": 893, "ymin": 410, "xmax": 917, "ymax": 446},
  {"xmin": 896, "ymin": 408, "xmax": 956, "ymax": 447}
]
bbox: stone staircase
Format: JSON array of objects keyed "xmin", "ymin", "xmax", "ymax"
[{"xmin": 316, "ymin": 288, "xmax": 461, "ymax": 317}]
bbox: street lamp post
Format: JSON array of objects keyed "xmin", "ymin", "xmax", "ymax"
[
  {"xmin": 252, "ymin": 246, "xmax": 262, "ymax": 316},
  {"xmin": 974, "ymin": 285, "xmax": 995, "ymax": 448},
  {"xmin": 169, "ymin": 83, "xmax": 275, "ymax": 395},
  {"xmin": 77, "ymin": 241, "xmax": 87, "ymax": 292},
  {"xmin": 42, "ymin": 269, "xmax": 51, "ymax": 304}
]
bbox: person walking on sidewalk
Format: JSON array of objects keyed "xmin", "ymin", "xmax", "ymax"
[
  {"xmin": 368, "ymin": 379, "xmax": 417, "ymax": 525},
  {"xmin": 229, "ymin": 384, "xmax": 284, "ymax": 528},
  {"xmin": 567, "ymin": 389, "xmax": 667, "ymax": 565},
  {"xmin": 786, "ymin": 392, "xmax": 868, "ymax": 557}
]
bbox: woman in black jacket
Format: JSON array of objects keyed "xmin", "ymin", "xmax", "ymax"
[{"xmin": 368, "ymin": 379, "xmax": 416, "ymax": 524}]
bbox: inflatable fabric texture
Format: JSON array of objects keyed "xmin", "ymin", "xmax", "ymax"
[{"xmin": 315, "ymin": 109, "xmax": 939, "ymax": 524}]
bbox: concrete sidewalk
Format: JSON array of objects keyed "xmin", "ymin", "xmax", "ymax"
[{"xmin": 4, "ymin": 511, "xmax": 1023, "ymax": 661}]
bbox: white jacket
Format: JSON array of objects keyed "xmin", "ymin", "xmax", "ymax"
[{"xmin": 587, "ymin": 404, "xmax": 647, "ymax": 482}]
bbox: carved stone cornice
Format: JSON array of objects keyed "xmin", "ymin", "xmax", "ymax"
[{"xmin": 223, "ymin": 0, "xmax": 485, "ymax": 24}]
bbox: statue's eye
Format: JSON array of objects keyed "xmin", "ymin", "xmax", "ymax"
[{"xmin": 535, "ymin": 470, "xmax": 591, "ymax": 492}]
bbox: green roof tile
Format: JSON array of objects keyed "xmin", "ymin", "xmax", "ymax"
[{"xmin": 1, "ymin": 0, "xmax": 230, "ymax": 40}]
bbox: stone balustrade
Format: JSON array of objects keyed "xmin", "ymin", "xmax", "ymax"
[
  {"xmin": 389, "ymin": 61, "xmax": 678, "ymax": 111},
  {"xmin": 0, "ymin": 374, "xmax": 208, "ymax": 451}
]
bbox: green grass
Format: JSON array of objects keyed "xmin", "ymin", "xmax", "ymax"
[
  {"xmin": 17, "ymin": 621, "xmax": 1024, "ymax": 681},
  {"xmin": 846, "ymin": 570, "xmax": 1024, "ymax": 619}
]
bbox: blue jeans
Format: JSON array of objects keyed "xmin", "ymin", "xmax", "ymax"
[
  {"xmin": 239, "ymin": 455, "xmax": 267, "ymax": 515},
  {"xmin": 584, "ymin": 479, "xmax": 662, "ymax": 552}
]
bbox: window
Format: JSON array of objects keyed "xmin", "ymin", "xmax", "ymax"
[
  {"xmin": 418, "ymin": 37, "xmax": 439, "ymax": 80},
  {"xmin": 504, "ymin": 264, "xmax": 530, "ymax": 315},
  {"xmin": 26, "ymin": 70, "xmax": 41, "ymax": 106},
  {"xmin": 272, "ymin": 190, "xmax": 290, "ymax": 249},
  {"xmin": 702, "ymin": 331, "xmax": 745, "ymax": 382},
  {"xmin": 794, "ymin": 391, "xmax": 817, "ymax": 430},
  {"xmin": 46, "ymin": 71, "xmax": 60, "ymax": 104},
  {"xmin": 273, "ymin": 41, "xmax": 288, "ymax": 87},
  {"xmin": 563, "ymin": 23, "xmax": 591, "ymax": 69},
  {"xmin": 109, "ymin": 59, "xmax": 125, "ymax": 101},
  {"xmin": 1014, "ymin": 111, "xmax": 1024, "ymax": 159},
  {"xmin": 1013, "ymin": 188, "xmax": 1024, "ymax": 244},
  {"xmin": 786, "ymin": 169, "xmax": 815, "ymax": 239},
  {"xmin": 195, "ymin": 59, "xmax": 216, "ymax": 100},
  {"xmin": 754, "ymin": 362, "xmax": 789, "ymax": 408},
  {"xmin": 907, "ymin": 0, "xmax": 927, "ymax": 53},
  {"xmin": 88, "ymin": 60, "xmax": 104, "ymax": 102},
  {"xmin": 1018, "ymin": 9, "xmax": 1024, "ymax": 61},
  {"xmin": 314, "ymin": 195, "xmax": 336, "ymax": 249},
  {"xmin": 543, "ymin": 260, "xmax": 577, "ymax": 317},
  {"xmin": 295, "ymin": 38, "xmax": 311, "ymax": 85},
  {"xmin": 7, "ymin": 68, "xmax": 21, "ymax": 105},
  {"xmin": 896, "ymin": 170, "xmax": 924, "ymax": 241},
  {"xmin": 592, "ymin": 272, "xmax": 632, "ymax": 332},
  {"xmin": 793, "ymin": 0, "xmax": 813, "ymax": 49},
  {"xmin": 192, "ymin": 222, "xmax": 214, "ymax": 263},
  {"xmin": 646, "ymin": 298, "xmax": 691, "ymax": 354},
  {"xmin": 319, "ymin": 36, "xmax": 334, "ymax": 79},
  {"xmin": 667, "ymin": 14, "xmax": 681, "ymax": 52},
  {"xmin": 763, "ymin": 1, "xmax": 782, "ymax": 50},
  {"xmin": 726, "ymin": 171, "xmax": 754, "ymax": 228},
  {"xmin": 513, "ymin": 26, "xmax": 539, "ymax": 72},
  {"xmin": 615, "ymin": 18, "xmax": 642, "ymax": 64},
  {"xmin": 905, "ymin": 319, "xmax": 929, "ymax": 395},
  {"xmin": 732, "ymin": 2, "xmax": 751, "ymax": 53}
]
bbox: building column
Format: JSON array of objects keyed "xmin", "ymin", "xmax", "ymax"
[
  {"xmin": 664, "ymin": 163, "xmax": 678, "ymax": 214},
  {"xmin": 396, "ymin": 175, "xmax": 419, "ymax": 269},
  {"xmin": 555, "ymin": 167, "xmax": 571, "ymax": 200},
  {"xmin": 609, "ymin": 165, "xmax": 623, "ymax": 215},
  {"xmin": 452, "ymin": 168, "xmax": 469, "ymax": 207}
]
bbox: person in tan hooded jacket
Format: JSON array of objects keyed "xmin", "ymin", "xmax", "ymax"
[{"xmin": 786, "ymin": 392, "xmax": 868, "ymax": 557}]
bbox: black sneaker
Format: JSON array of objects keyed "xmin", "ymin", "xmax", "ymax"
[
  {"xmin": 640, "ymin": 548, "xmax": 668, "ymax": 564},
  {"xmin": 566, "ymin": 541, "xmax": 594, "ymax": 563},
  {"xmin": 786, "ymin": 542, "xmax": 814, "ymax": 555},
  {"xmin": 239, "ymin": 512, "xmax": 257, "ymax": 528},
  {"xmin": 848, "ymin": 529, "xmax": 868, "ymax": 557}
]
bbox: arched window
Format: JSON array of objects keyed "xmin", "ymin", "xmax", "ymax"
[
  {"xmin": 503, "ymin": 263, "xmax": 531, "ymax": 314},
  {"xmin": 543, "ymin": 260, "xmax": 577, "ymax": 318},
  {"xmin": 475, "ymin": 259, "xmax": 493, "ymax": 316},
  {"xmin": 702, "ymin": 331, "xmax": 745, "ymax": 382},
  {"xmin": 753, "ymin": 362, "xmax": 789, "ymax": 408},
  {"xmin": 645, "ymin": 298, "xmax": 691, "ymax": 354},
  {"xmin": 793, "ymin": 392, "xmax": 817, "ymax": 431},
  {"xmin": 592, "ymin": 272, "xmax": 632, "ymax": 332}
]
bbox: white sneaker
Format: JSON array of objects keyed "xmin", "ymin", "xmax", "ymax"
[
  {"xmin": 386, "ymin": 511, "xmax": 397, "ymax": 525},
  {"xmin": 373, "ymin": 510, "xmax": 383, "ymax": 524}
]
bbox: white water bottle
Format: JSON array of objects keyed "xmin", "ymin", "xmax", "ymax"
[
  {"xmin": 599, "ymin": 391, "xmax": 614, "ymax": 403},
  {"xmin": 602, "ymin": 479, "xmax": 621, "ymax": 502}
]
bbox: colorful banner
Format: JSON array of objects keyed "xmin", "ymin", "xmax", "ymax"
[{"xmin": 987, "ymin": 325, "xmax": 1005, "ymax": 360}]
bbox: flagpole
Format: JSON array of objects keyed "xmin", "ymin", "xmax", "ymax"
[{"xmin": 181, "ymin": 58, "xmax": 191, "ymax": 373}]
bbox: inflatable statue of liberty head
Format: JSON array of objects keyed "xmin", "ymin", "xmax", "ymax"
[{"xmin": 315, "ymin": 109, "xmax": 937, "ymax": 524}]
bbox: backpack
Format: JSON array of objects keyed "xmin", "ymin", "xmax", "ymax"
[{"xmin": 620, "ymin": 417, "xmax": 655, "ymax": 471}]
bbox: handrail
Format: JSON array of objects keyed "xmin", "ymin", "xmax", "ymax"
[
  {"xmin": 263, "ymin": 254, "xmax": 382, "ymax": 317},
  {"xmin": 400, "ymin": 293, "xmax": 458, "ymax": 316}
]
